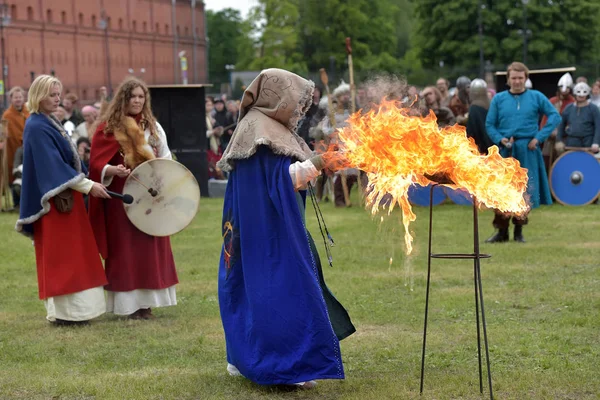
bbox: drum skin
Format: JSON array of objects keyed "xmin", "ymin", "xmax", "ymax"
[
  {"xmin": 123, "ymin": 159, "xmax": 201, "ymax": 236},
  {"xmin": 549, "ymin": 151, "xmax": 600, "ymax": 206}
]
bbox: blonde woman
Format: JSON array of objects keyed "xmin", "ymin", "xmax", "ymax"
[{"xmin": 15, "ymin": 75, "xmax": 110, "ymax": 326}]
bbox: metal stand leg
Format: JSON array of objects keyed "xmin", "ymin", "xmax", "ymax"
[
  {"xmin": 473, "ymin": 202, "xmax": 484, "ymax": 394},
  {"xmin": 419, "ymin": 185, "xmax": 435, "ymax": 394},
  {"xmin": 473, "ymin": 198, "xmax": 494, "ymax": 400},
  {"xmin": 420, "ymin": 193, "xmax": 493, "ymax": 398}
]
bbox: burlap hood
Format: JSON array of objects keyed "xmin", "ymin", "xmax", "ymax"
[{"xmin": 217, "ymin": 68, "xmax": 315, "ymax": 172}]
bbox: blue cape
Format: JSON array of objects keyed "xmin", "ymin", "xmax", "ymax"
[
  {"xmin": 16, "ymin": 113, "xmax": 85, "ymax": 237},
  {"xmin": 219, "ymin": 146, "xmax": 345, "ymax": 385}
]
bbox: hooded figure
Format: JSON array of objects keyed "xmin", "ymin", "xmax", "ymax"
[
  {"xmin": 217, "ymin": 68, "xmax": 354, "ymax": 388},
  {"xmin": 466, "ymin": 79, "xmax": 493, "ymax": 154}
]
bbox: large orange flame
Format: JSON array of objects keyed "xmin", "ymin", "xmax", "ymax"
[{"xmin": 323, "ymin": 99, "xmax": 529, "ymax": 254}]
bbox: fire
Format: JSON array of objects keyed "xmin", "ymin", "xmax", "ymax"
[{"xmin": 323, "ymin": 99, "xmax": 529, "ymax": 254}]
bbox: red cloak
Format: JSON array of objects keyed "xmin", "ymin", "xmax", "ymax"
[{"xmin": 88, "ymin": 123, "xmax": 178, "ymax": 292}]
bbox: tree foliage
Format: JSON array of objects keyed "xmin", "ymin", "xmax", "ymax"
[
  {"xmin": 206, "ymin": 9, "xmax": 254, "ymax": 84},
  {"xmin": 413, "ymin": 0, "xmax": 600, "ymax": 71}
]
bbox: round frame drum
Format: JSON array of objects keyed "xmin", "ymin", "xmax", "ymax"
[
  {"xmin": 408, "ymin": 184, "xmax": 447, "ymax": 207},
  {"xmin": 549, "ymin": 151, "xmax": 600, "ymax": 206},
  {"xmin": 444, "ymin": 187, "xmax": 473, "ymax": 205},
  {"xmin": 123, "ymin": 159, "xmax": 200, "ymax": 236}
]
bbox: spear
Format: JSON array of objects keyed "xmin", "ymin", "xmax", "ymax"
[
  {"xmin": 346, "ymin": 37, "xmax": 363, "ymax": 204},
  {"xmin": 320, "ymin": 68, "xmax": 350, "ymax": 207}
]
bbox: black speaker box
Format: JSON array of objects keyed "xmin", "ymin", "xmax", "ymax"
[{"xmin": 148, "ymin": 84, "xmax": 211, "ymax": 197}]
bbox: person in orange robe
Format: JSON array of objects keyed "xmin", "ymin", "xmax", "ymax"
[
  {"xmin": 16, "ymin": 75, "xmax": 110, "ymax": 325},
  {"xmin": 2, "ymin": 86, "xmax": 30, "ymax": 207},
  {"xmin": 88, "ymin": 77, "xmax": 178, "ymax": 320}
]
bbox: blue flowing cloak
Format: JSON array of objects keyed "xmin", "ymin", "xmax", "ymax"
[
  {"xmin": 16, "ymin": 113, "xmax": 86, "ymax": 237},
  {"xmin": 218, "ymin": 146, "xmax": 345, "ymax": 385}
]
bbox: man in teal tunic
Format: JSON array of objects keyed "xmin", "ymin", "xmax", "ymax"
[{"xmin": 485, "ymin": 62, "xmax": 561, "ymax": 243}]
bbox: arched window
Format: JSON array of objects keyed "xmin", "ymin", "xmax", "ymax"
[
  {"xmin": 118, "ymin": 18, "xmax": 123, "ymax": 30},
  {"xmin": 61, "ymin": 11, "xmax": 66, "ymax": 24},
  {"xmin": 78, "ymin": 12, "xmax": 84, "ymax": 26},
  {"xmin": 27, "ymin": 6, "xmax": 34, "ymax": 21},
  {"xmin": 91, "ymin": 14, "xmax": 97, "ymax": 28},
  {"xmin": 82, "ymin": 89, "xmax": 87, "ymax": 100},
  {"xmin": 10, "ymin": 4, "xmax": 16, "ymax": 20},
  {"xmin": 143, "ymin": 21, "xmax": 147, "ymax": 32},
  {"xmin": 155, "ymin": 23, "xmax": 159, "ymax": 33},
  {"xmin": 165, "ymin": 24, "xmax": 169, "ymax": 35},
  {"xmin": 46, "ymin": 9, "xmax": 53, "ymax": 23},
  {"xmin": 184, "ymin": 26, "xmax": 189, "ymax": 36},
  {"xmin": 107, "ymin": 17, "xmax": 111, "ymax": 29},
  {"xmin": 176, "ymin": 25, "xmax": 180, "ymax": 36},
  {"xmin": 132, "ymin": 20, "xmax": 137, "ymax": 32}
]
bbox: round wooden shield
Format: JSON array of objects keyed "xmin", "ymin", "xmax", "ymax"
[
  {"xmin": 550, "ymin": 151, "xmax": 600, "ymax": 206},
  {"xmin": 408, "ymin": 184, "xmax": 447, "ymax": 207},
  {"xmin": 123, "ymin": 159, "xmax": 200, "ymax": 236}
]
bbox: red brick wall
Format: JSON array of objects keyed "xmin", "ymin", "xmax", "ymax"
[{"xmin": 4, "ymin": 0, "xmax": 207, "ymax": 102}]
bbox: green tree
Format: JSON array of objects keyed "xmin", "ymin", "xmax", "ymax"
[
  {"xmin": 247, "ymin": 0, "xmax": 307, "ymax": 74},
  {"xmin": 413, "ymin": 0, "xmax": 600, "ymax": 71},
  {"xmin": 206, "ymin": 9, "xmax": 254, "ymax": 85}
]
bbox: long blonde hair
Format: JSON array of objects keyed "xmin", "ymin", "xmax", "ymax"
[
  {"xmin": 101, "ymin": 77, "xmax": 157, "ymax": 137},
  {"xmin": 26, "ymin": 75, "xmax": 62, "ymax": 114}
]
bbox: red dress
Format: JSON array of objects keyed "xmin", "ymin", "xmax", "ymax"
[
  {"xmin": 88, "ymin": 124, "xmax": 178, "ymax": 292},
  {"xmin": 34, "ymin": 191, "xmax": 108, "ymax": 299}
]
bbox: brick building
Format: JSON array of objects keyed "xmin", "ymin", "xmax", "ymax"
[{"xmin": 3, "ymin": 0, "xmax": 207, "ymax": 104}]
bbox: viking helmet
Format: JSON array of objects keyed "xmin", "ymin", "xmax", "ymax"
[
  {"xmin": 573, "ymin": 82, "xmax": 591, "ymax": 97},
  {"xmin": 332, "ymin": 81, "xmax": 351, "ymax": 98},
  {"xmin": 557, "ymin": 73, "xmax": 573, "ymax": 94},
  {"xmin": 469, "ymin": 79, "xmax": 489, "ymax": 105},
  {"xmin": 456, "ymin": 76, "xmax": 471, "ymax": 90}
]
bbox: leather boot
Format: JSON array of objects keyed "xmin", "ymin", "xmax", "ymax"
[
  {"xmin": 485, "ymin": 228, "xmax": 509, "ymax": 243},
  {"xmin": 514, "ymin": 225, "xmax": 525, "ymax": 242}
]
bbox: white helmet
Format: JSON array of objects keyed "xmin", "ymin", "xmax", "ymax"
[
  {"xmin": 557, "ymin": 73, "xmax": 573, "ymax": 93},
  {"xmin": 525, "ymin": 79, "xmax": 533, "ymax": 89},
  {"xmin": 573, "ymin": 82, "xmax": 591, "ymax": 97}
]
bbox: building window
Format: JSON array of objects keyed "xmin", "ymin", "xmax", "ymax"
[
  {"xmin": 78, "ymin": 12, "xmax": 84, "ymax": 26},
  {"xmin": 27, "ymin": 6, "xmax": 33, "ymax": 21},
  {"xmin": 91, "ymin": 14, "xmax": 97, "ymax": 28},
  {"xmin": 82, "ymin": 89, "xmax": 87, "ymax": 100},
  {"xmin": 132, "ymin": 20, "xmax": 137, "ymax": 32},
  {"xmin": 176, "ymin": 25, "xmax": 180, "ymax": 36},
  {"xmin": 184, "ymin": 26, "xmax": 189, "ymax": 36},
  {"xmin": 61, "ymin": 11, "xmax": 66, "ymax": 24},
  {"xmin": 118, "ymin": 18, "xmax": 123, "ymax": 30},
  {"xmin": 46, "ymin": 9, "xmax": 52, "ymax": 23},
  {"xmin": 143, "ymin": 21, "xmax": 147, "ymax": 32},
  {"xmin": 107, "ymin": 17, "xmax": 111, "ymax": 29},
  {"xmin": 10, "ymin": 4, "xmax": 16, "ymax": 20},
  {"xmin": 165, "ymin": 24, "xmax": 169, "ymax": 35},
  {"xmin": 155, "ymin": 22, "xmax": 159, "ymax": 33}
]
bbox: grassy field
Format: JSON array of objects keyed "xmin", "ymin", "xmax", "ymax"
[{"xmin": 0, "ymin": 195, "xmax": 598, "ymax": 400}]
